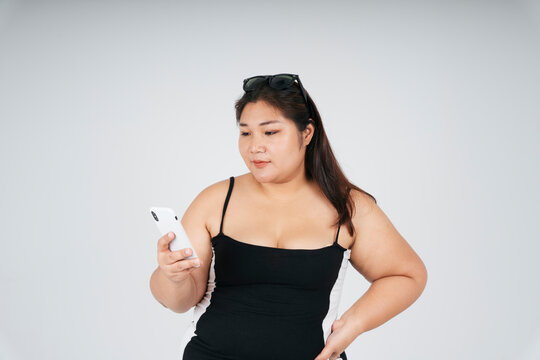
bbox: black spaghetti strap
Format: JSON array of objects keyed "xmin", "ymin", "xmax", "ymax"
[
  {"xmin": 219, "ymin": 176, "xmax": 235, "ymax": 234},
  {"xmin": 333, "ymin": 222, "xmax": 341, "ymax": 246}
]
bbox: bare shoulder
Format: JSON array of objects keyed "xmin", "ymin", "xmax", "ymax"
[
  {"xmin": 349, "ymin": 188, "xmax": 377, "ymax": 220},
  {"xmin": 181, "ymin": 177, "xmax": 232, "ymax": 230},
  {"xmin": 193, "ymin": 177, "xmax": 231, "ymax": 206}
]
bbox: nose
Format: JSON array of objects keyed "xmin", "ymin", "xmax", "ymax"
[
  {"xmin": 249, "ymin": 143, "xmax": 265, "ymax": 153},
  {"xmin": 248, "ymin": 134, "xmax": 266, "ymax": 153}
]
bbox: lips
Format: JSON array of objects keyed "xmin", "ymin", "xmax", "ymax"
[{"xmin": 253, "ymin": 160, "xmax": 270, "ymax": 168}]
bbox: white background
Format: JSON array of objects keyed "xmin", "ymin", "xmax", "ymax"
[{"xmin": 0, "ymin": 0, "xmax": 539, "ymax": 359}]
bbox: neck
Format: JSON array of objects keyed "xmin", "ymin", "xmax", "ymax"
[{"xmin": 250, "ymin": 170, "xmax": 313, "ymax": 203}]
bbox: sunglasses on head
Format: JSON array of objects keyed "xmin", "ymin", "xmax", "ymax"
[{"xmin": 242, "ymin": 73, "xmax": 312, "ymax": 119}]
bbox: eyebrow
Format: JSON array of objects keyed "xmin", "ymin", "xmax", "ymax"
[{"xmin": 238, "ymin": 120, "xmax": 282, "ymax": 127}]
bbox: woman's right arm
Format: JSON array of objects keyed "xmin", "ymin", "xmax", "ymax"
[{"xmin": 149, "ymin": 182, "xmax": 218, "ymax": 313}]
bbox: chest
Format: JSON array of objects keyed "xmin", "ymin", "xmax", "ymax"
[{"xmin": 210, "ymin": 196, "xmax": 352, "ymax": 250}]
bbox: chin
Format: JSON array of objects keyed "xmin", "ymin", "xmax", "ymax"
[{"xmin": 250, "ymin": 169, "xmax": 273, "ymax": 183}]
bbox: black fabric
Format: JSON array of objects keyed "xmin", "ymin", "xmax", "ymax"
[{"xmin": 183, "ymin": 176, "xmax": 349, "ymax": 360}]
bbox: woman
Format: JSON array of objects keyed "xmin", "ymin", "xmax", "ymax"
[{"xmin": 149, "ymin": 74, "xmax": 428, "ymax": 360}]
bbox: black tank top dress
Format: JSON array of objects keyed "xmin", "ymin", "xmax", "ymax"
[{"xmin": 180, "ymin": 176, "xmax": 352, "ymax": 360}]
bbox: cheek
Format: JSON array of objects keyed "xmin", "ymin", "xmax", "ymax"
[
  {"xmin": 238, "ymin": 140, "xmax": 255, "ymax": 162},
  {"xmin": 238, "ymin": 139, "xmax": 248, "ymax": 153},
  {"xmin": 276, "ymin": 140, "xmax": 303, "ymax": 163}
]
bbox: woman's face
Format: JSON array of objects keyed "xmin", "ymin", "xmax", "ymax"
[{"xmin": 238, "ymin": 100, "xmax": 314, "ymax": 183}]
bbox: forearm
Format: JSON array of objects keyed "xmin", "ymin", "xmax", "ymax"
[
  {"xmin": 149, "ymin": 267, "xmax": 197, "ymax": 313},
  {"xmin": 341, "ymin": 274, "xmax": 426, "ymax": 336}
]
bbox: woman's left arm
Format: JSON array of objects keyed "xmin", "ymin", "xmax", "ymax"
[{"xmin": 314, "ymin": 192, "xmax": 428, "ymax": 360}]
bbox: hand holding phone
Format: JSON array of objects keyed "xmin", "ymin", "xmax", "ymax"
[
  {"xmin": 150, "ymin": 207, "xmax": 201, "ymax": 283},
  {"xmin": 150, "ymin": 207, "xmax": 198, "ymax": 255},
  {"xmin": 155, "ymin": 232, "xmax": 201, "ymax": 284}
]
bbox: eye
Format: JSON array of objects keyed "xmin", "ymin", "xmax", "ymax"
[{"xmin": 240, "ymin": 131, "xmax": 279, "ymax": 136}]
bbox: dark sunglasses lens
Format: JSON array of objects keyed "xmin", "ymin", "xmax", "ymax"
[
  {"xmin": 244, "ymin": 77, "xmax": 267, "ymax": 91},
  {"xmin": 269, "ymin": 75, "xmax": 294, "ymax": 90}
]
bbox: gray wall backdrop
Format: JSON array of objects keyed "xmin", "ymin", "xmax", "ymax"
[{"xmin": 0, "ymin": 0, "xmax": 539, "ymax": 359}]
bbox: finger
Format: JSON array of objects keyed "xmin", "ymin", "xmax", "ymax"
[
  {"xmin": 157, "ymin": 232, "xmax": 175, "ymax": 253},
  {"xmin": 168, "ymin": 258, "xmax": 201, "ymax": 272},
  {"xmin": 166, "ymin": 248, "xmax": 197, "ymax": 265},
  {"xmin": 158, "ymin": 250, "xmax": 199, "ymax": 268},
  {"xmin": 314, "ymin": 348, "xmax": 338, "ymax": 360}
]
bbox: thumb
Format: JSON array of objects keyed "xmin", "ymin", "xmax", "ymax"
[
  {"xmin": 314, "ymin": 346, "xmax": 335, "ymax": 360},
  {"xmin": 158, "ymin": 231, "xmax": 175, "ymax": 252}
]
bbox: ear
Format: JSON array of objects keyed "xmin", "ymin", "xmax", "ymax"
[{"xmin": 302, "ymin": 120, "xmax": 315, "ymax": 147}]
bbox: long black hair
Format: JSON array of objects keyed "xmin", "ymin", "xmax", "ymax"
[{"xmin": 234, "ymin": 78, "xmax": 376, "ymax": 238}]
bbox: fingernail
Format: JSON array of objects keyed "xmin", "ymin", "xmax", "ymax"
[
  {"xmin": 193, "ymin": 260, "xmax": 200, "ymax": 267},
  {"xmin": 186, "ymin": 249, "xmax": 192, "ymax": 255},
  {"xmin": 168, "ymin": 232, "xmax": 174, "ymax": 239}
]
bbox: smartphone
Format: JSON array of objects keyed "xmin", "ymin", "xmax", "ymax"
[{"xmin": 149, "ymin": 206, "xmax": 199, "ymax": 262}]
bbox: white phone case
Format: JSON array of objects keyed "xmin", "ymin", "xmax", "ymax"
[{"xmin": 149, "ymin": 206, "xmax": 198, "ymax": 262}]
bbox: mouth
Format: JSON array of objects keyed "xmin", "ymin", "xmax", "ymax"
[{"xmin": 253, "ymin": 160, "xmax": 270, "ymax": 168}]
